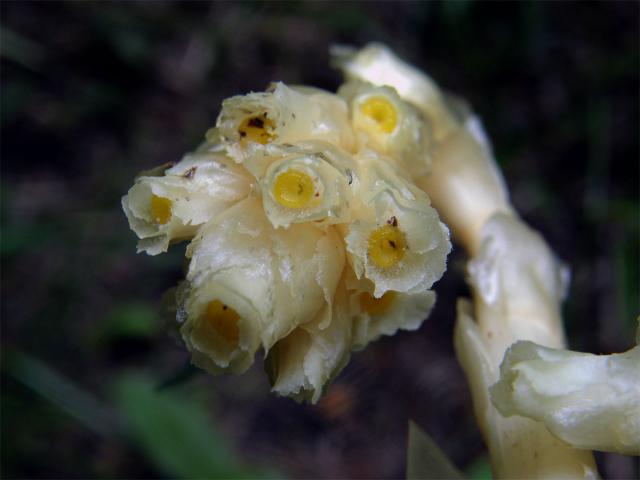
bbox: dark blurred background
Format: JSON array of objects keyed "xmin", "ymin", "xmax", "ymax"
[{"xmin": 1, "ymin": 2, "xmax": 638, "ymax": 479}]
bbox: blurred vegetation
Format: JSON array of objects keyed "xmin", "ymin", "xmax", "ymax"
[{"xmin": 1, "ymin": 1, "xmax": 638, "ymax": 479}]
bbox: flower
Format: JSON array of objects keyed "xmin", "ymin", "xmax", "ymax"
[
  {"xmin": 216, "ymin": 82, "xmax": 355, "ymax": 175},
  {"xmin": 122, "ymin": 149, "xmax": 253, "ymax": 255},
  {"xmin": 332, "ymin": 42, "xmax": 459, "ymax": 142},
  {"xmin": 347, "ymin": 273, "xmax": 436, "ymax": 350},
  {"xmin": 183, "ymin": 197, "xmax": 345, "ymax": 359},
  {"xmin": 259, "ymin": 140, "xmax": 357, "ymax": 228},
  {"xmin": 344, "ymin": 150, "xmax": 450, "ymax": 298},
  {"xmin": 123, "ymin": 73, "xmax": 451, "ymax": 402},
  {"xmin": 339, "ymin": 80, "xmax": 433, "ymax": 180},
  {"xmin": 332, "ymin": 43, "xmax": 514, "ymax": 254}
]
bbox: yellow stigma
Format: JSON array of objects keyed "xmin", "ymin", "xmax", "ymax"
[
  {"xmin": 359, "ymin": 291, "xmax": 397, "ymax": 316},
  {"xmin": 360, "ymin": 96, "xmax": 398, "ymax": 134},
  {"xmin": 273, "ymin": 169, "xmax": 315, "ymax": 208},
  {"xmin": 205, "ymin": 300, "xmax": 240, "ymax": 344},
  {"xmin": 238, "ymin": 114, "xmax": 276, "ymax": 144},
  {"xmin": 150, "ymin": 195, "xmax": 172, "ymax": 224},
  {"xmin": 368, "ymin": 223, "xmax": 407, "ymax": 268}
]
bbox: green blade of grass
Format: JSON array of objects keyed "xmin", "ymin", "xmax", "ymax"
[
  {"xmin": 406, "ymin": 420, "xmax": 464, "ymax": 480},
  {"xmin": 114, "ymin": 374, "xmax": 259, "ymax": 479},
  {"xmin": 2, "ymin": 349, "xmax": 120, "ymax": 437}
]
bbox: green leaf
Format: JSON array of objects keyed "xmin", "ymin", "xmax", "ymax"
[
  {"xmin": 0, "ymin": 25, "xmax": 46, "ymax": 71},
  {"xmin": 114, "ymin": 374, "xmax": 256, "ymax": 479},
  {"xmin": 154, "ymin": 361, "xmax": 201, "ymax": 391},
  {"xmin": 406, "ymin": 420, "xmax": 463, "ymax": 480},
  {"xmin": 466, "ymin": 456, "xmax": 493, "ymax": 480},
  {"xmin": 2, "ymin": 349, "xmax": 120, "ymax": 437},
  {"xmin": 100, "ymin": 302, "xmax": 158, "ymax": 341}
]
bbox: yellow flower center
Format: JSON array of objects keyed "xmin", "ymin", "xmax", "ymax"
[
  {"xmin": 359, "ymin": 291, "xmax": 397, "ymax": 316},
  {"xmin": 205, "ymin": 300, "xmax": 240, "ymax": 344},
  {"xmin": 238, "ymin": 114, "xmax": 276, "ymax": 144},
  {"xmin": 367, "ymin": 223, "xmax": 407, "ymax": 268},
  {"xmin": 150, "ymin": 195, "xmax": 172, "ymax": 224},
  {"xmin": 273, "ymin": 169, "xmax": 315, "ymax": 208},
  {"xmin": 360, "ymin": 96, "xmax": 398, "ymax": 134}
]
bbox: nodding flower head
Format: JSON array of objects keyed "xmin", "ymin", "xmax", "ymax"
[{"xmin": 123, "ymin": 71, "xmax": 451, "ymax": 402}]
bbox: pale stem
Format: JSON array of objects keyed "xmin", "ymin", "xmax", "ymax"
[{"xmin": 430, "ymin": 120, "xmax": 599, "ymax": 478}]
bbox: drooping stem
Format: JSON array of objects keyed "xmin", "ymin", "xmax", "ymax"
[
  {"xmin": 429, "ymin": 117, "xmax": 598, "ymax": 479},
  {"xmin": 336, "ymin": 44, "xmax": 599, "ymax": 478}
]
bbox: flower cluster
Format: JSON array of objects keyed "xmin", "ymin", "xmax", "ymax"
[{"xmin": 123, "ymin": 80, "xmax": 451, "ymax": 402}]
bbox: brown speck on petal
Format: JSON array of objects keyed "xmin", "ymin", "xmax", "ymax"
[{"xmin": 183, "ymin": 166, "xmax": 197, "ymax": 179}]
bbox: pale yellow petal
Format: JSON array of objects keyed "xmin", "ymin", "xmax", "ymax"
[
  {"xmin": 344, "ymin": 151, "xmax": 451, "ymax": 297},
  {"xmin": 186, "ymin": 197, "xmax": 345, "ymax": 351},
  {"xmin": 332, "ymin": 43, "xmax": 459, "ymax": 142},
  {"xmin": 121, "ymin": 150, "xmax": 252, "ymax": 255},
  {"xmin": 266, "ymin": 276, "xmax": 352, "ymax": 403},
  {"xmin": 347, "ymin": 274, "xmax": 436, "ymax": 349},
  {"xmin": 339, "ymin": 80, "xmax": 432, "ymax": 181},
  {"xmin": 216, "ymin": 82, "xmax": 355, "ymax": 172},
  {"xmin": 260, "ymin": 140, "xmax": 357, "ymax": 228}
]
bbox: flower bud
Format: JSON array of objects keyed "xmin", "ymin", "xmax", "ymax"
[{"xmin": 121, "ymin": 151, "xmax": 252, "ymax": 255}]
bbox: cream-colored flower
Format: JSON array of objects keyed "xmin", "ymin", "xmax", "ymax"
[
  {"xmin": 177, "ymin": 278, "xmax": 261, "ymax": 374},
  {"xmin": 339, "ymin": 80, "xmax": 432, "ymax": 180},
  {"xmin": 122, "ymin": 46, "xmax": 456, "ymax": 403},
  {"xmin": 121, "ymin": 150, "xmax": 253, "ymax": 255},
  {"xmin": 344, "ymin": 150, "xmax": 451, "ymax": 298},
  {"xmin": 491, "ymin": 339, "xmax": 640, "ymax": 455},
  {"xmin": 183, "ymin": 196, "xmax": 345, "ymax": 363},
  {"xmin": 260, "ymin": 140, "xmax": 357, "ymax": 228},
  {"xmin": 266, "ymin": 276, "xmax": 352, "ymax": 403},
  {"xmin": 346, "ymin": 273, "xmax": 436, "ymax": 350},
  {"xmin": 332, "ymin": 43, "xmax": 459, "ymax": 142},
  {"xmin": 216, "ymin": 82, "xmax": 355, "ymax": 174}
]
